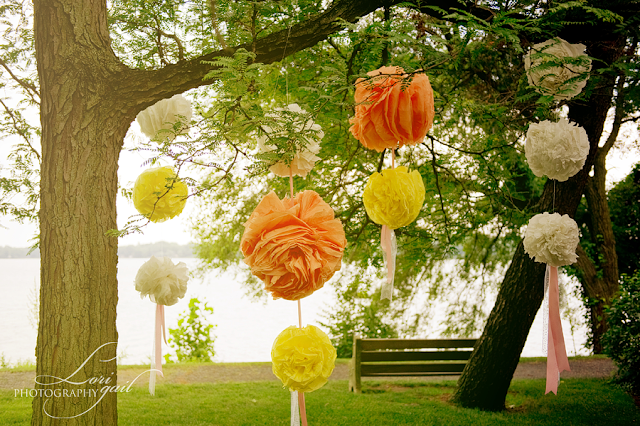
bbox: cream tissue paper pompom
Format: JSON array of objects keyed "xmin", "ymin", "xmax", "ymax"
[
  {"xmin": 524, "ymin": 37, "xmax": 592, "ymax": 100},
  {"xmin": 523, "ymin": 212, "xmax": 579, "ymax": 267},
  {"xmin": 525, "ymin": 119, "xmax": 589, "ymax": 182},
  {"xmin": 136, "ymin": 94, "xmax": 192, "ymax": 140},
  {"xmin": 256, "ymin": 103, "xmax": 323, "ymax": 178},
  {"xmin": 134, "ymin": 256, "xmax": 189, "ymax": 306}
]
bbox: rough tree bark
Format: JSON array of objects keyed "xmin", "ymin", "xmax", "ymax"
[
  {"xmin": 452, "ymin": 31, "xmax": 627, "ymax": 410},
  {"xmin": 33, "ymin": 0, "xmax": 131, "ymax": 423}
]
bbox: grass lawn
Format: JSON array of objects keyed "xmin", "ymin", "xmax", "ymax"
[{"xmin": 1, "ymin": 378, "xmax": 637, "ymax": 425}]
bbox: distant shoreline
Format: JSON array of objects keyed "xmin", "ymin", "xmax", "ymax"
[{"xmin": 0, "ymin": 242, "xmax": 196, "ymax": 259}]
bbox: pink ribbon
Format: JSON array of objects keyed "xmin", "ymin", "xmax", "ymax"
[
  {"xmin": 298, "ymin": 391, "xmax": 308, "ymax": 426},
  {"xmin": 156, "ymin": 304, "xmax": 167, "ymax": 375},
  {"xmin": 545, "ymin": 266, "xmax": 571, "ymax": 394},
  {"xmin": 149, "ymin": 303, "xmax": 167, "ymax": 395}
]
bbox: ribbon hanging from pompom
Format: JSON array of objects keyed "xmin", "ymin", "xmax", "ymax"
[
  {"xmin": 545, "ymin": 265, "xmax": 571, "ymax": 394},
  {"xmin": 297, "ymin": 390, "xmax": 308, "ymax": 426},
  {"xmin": 296, "ymin": 299, "xmax": 308, "ymax": 426},
  {"xmin": 149, "ymin": 303, "xmax": 167, "ymax": 395},
  {"xmin": 380, "ymin": 225, "xmax": 397, "ymax": 301},
  {"xmin": 290, "ymin": 391, "xmax": 300, "ymax": 426},
  {"xmin": 542, "ymin": 266, "xmax": 550, "ymax": 355}
]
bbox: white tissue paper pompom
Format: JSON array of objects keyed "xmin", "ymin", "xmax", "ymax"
[
  {"xmin": 523, "ymin": 212, "xmax": 579, "ymax": 267},
  {"xmin": 524, "ymin": 37, "xmax": 592, "ymax": 100},
  {"xmin": 256, "ymin": 103, "xmax": 323, "ymax": 178},
  {"xmin": 134, "ymin": 256, "xmax": 189, "ymax": 306},
  {"xmin": 525, "ymin": 119, "xmax": 589, "ymax": 182},
  {"xmin": 136, "ymin": 94, "xmax": 192, "ymax": 140}
]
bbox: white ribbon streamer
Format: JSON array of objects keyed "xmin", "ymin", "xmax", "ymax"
[
  {"xmin": 149, "ymin": 336, "xmax": 157, "ymax": 396},
  {"xmin": 290, "ymin": 391, "xmax": 300, "ymax": 426},
  {"xmin": 380, "ymin": 225, "xmax": 397, "ymax": 301},
  {"xmin": 542, "ymin": 265, "xmax": 550, "ymax": 355}
]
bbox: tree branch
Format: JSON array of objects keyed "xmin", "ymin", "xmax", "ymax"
[
  {"xmin": 116, "ymin": 0, "xmax": 499, "ymax": 117},
  {"xmin": 0, "ymin": 58, "xmax": 40, "ymax": 103},
  {"xmin": 208, "ymin": 0, "xmax": 229, "ymax": 50},
  {"xmin": 156, "ymin": 28, "xmax": 186, "ymax": 62},
  {"xmin": 598, "ymin": 73, "xmax": 627, "ymax": 159},
  {"xmin": 427, "ymin": 137, "xmax": 452, "ymax": 245},
  {"xmin": 0, "ymin": 99, "xmax": 41, "ymax": 163}
]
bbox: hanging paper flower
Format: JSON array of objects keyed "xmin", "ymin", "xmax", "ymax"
[
  {"xmin": 134, "ymin": 256, "xmax": 189, "ymax": 306},
  {"xmin": 349, "ymin": 66, "xmax": 435, "ymax": 152},
  {"xmin": 524, "ymin": 38, "xmax": 592, "ymax": 100},
  {"xmin": 523, "ymin": 212, "xmax": 579, "ymax": 267},
  {"xmin": 133, "ymin": 166, "xmax": 188, "ymax": 222},
  {"xmin": 240, "ymin": 190, "xmax": 347, "ymax": 301},
  {"xmin": 362, "ymin": 166, "xmax": 425, "ymax": 229},
  {"xmin": 256, "ymin": 103, "xmax": 323, "ymax": 178},
  {"xmin": 271, "ymin": 325, "xmax": 336, "ymax": 393},
  {"xmin": 525, "ymin": 119, "xmax": 590, "ymax": 182},
  {"xmin": 136, "ymin": 94, "xmax": 192, "ymax": 140}
]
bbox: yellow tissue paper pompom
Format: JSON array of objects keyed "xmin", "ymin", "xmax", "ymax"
[
  {"xmin": 133, "ymin": 167, "xmax": 188, "ymax": 223},
  {"xmin": 271, "ymin": 325, "xmax": 336, "ymax": 393},
  {"xmin": 363, "ymin": 166, "xmax": 425, "ymax": 229}
]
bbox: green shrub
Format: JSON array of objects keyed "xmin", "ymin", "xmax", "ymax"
[
  {"xmin": 165, "ymin": 297, "xmax": 216, "ymax": 362},
  {"xmin": 602, "ymin": 271, "xmax": 640, "ymax": 395}
]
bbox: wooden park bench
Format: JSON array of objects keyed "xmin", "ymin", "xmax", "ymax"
[{"xmin": 349, "ymin": 336, "xmax": 477, "ymax": 393}]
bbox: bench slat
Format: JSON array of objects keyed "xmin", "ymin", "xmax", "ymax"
[
  {"xmin": 361, "ymin": 362, "xmax": 467, "ymax": 376},
  {"xmin": 361, "ymin": 350, "xmax": 473, "ymax": 362},
  {"xmin": 362, "ymin": 372, "xmax": 463, "ymax": 377},
  {"xmin": 360, "ymin": 339, "xmax": 477, "ymax": 351}
]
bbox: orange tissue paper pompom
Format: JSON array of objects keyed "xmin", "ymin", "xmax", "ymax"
[
  {"xmin": 240, "ymin": 190, "xmax": 347, "ymax": 301},
  {"xmin": 349, "ymin": 66, "xmax": 435, "ymax": 152}
]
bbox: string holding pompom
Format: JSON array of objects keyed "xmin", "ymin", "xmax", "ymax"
[
  {"xmin": 248, "ymin": 98, "xmax": 339, "ymax": 425},
  {"xmin": 136, "ymin": 94, "xmax": 192, "ymax": 141},
  {"xmin": 350, "ymin": 65, "xmax": 432, "ymax": 301},
  {"xmin": 134, "ymin": 256, "xmax": 189, "ymax": 395},
  {"xmin": 133, "ymin": 167, "xmax": 188, "ymax": 223},
  {"xmin": 349, "ymin": 66, "xmax": 434, "ymax": 152},
  {"xmin": 521, "ymin": 40, "xmax": 590, "ymax": 393},
  {"xmin": 240, "ymin": 190, "xmax": 347, "ymax": 301}
]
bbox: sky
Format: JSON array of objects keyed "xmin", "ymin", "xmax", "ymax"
[
  {"xmin": 1, "ymin": 102, "xmax": 639, "ymax": 248},
  {"xmin": 0, "ymin": 122, "xmax": 196, "ymax": 248}
]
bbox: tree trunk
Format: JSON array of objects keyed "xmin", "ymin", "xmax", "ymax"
[
  {"xmin": 576, "ymin": 149, "xmax": 620, "ymax": 353},
  {"xmin": 452, "ymin": 33, "xmax": 625, "ymax": 411},
  {"xmin": 572, "ymin": 69, "xmax": 626, "ymax": 352},
  {"xmin": 32, "ymin": 1, "xmax": 129, "ymax": 424}
]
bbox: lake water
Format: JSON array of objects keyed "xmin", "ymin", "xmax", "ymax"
[{"xmin": 0, "ymin": 258, "xmax": 589, "ymax": 366}]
